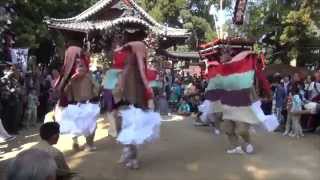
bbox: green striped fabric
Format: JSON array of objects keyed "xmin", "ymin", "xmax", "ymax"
[{"xmin": 206, "ymin": 70, "xmax": 254, "ymax": 91}]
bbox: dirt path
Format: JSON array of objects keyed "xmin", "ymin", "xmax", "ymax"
[{"xmin": 1, "ymin": 115, "xmax": 320, "ymax": 180}]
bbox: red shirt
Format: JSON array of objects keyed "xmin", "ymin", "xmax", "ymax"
[{"xmin": 112, "ymin": 50, "xmax": 128, "ymax": 69}]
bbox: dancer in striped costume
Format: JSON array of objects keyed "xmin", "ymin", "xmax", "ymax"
[{"xmin": 203, "ymin": 39, "xmax": 278, "ymax": 154}]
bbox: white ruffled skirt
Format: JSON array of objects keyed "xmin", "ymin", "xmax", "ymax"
[
  {"xmin": 197, "ymin": 100, "xmax": 279, "ymax": 132},
  {"xmin": 54, "ymin": 103, "xmax": 100, "ymax": 137},
  {"xmin": 117, "ymin": 106, "xmax": 161, "ymax": 145},
  {"xmin": 198, "ymin": 100, "xmax": 214, "ymax": 123},
  {"xmin": 251, "ymin": 101, "xmax": 279, "ymax": 132}
]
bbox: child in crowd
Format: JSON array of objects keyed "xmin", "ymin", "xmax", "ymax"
[
  {"xmin": 177, "ymin": 98, "xmax": 191, "ymax": 116},
  {"xmin": 284, "ymin": 86, "xmax": 304, "ymax": 138},
  {"xmin": 26, "ymin": 89, "xmax": 39, "ymax": 128},
  {"xmin": 291, "ymin": 86, "xmax": 304, "ymax": 138}
]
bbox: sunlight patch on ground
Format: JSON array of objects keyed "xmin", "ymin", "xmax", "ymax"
[
  {"xmin": 24, "ymin": 133, "xmax": 39, "ymax": 139},
  {"xmin": 55, "ymin": 121, "xmax": 109, "ymax": 152},
  {"xmin": 186, "ymin": 162, "xmax": 200, "ymax": 172},
  {"xmin": 161, "ymin": 115, "xmax": 185, "ymax": 122},
  {"xmin": 245, "ymin": 165, "xmax": 271, "ymax": 180},
  {"xmin": 0, "ymin": 142, "xmax": 38, "ymax": 161},
  {"xmin": 0, "ymin": 120, "xmax": 110, "ymax": 163}
]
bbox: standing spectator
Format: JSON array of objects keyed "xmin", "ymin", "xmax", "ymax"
[
  {"xmin": 26, "ymin": 88, "xmax": 40, "ymax": 128},
  {"xmin": 158, "ymin": 92, "xmax": 169, "ymax": 115},
  {"xmin": 48, "ymin": 69, "xmax": 60, "ymax": 110},
  {"xmin": 38, "ymin": 67, "xmax": 51, "ymax": 122},
  {"xmin": 1, "ymin": 70, "xmax": 20, "ymax": 134},
  {"xmin": 304, "ymin": 75, "xmax": 312, "ymax": 92},
  {"xmin": 290, "ymin": 85, "xmax": 304, "ymax": 138},
  {"xmin": 273, "ymin": 75, "xmax": 286, "ymax": 124},
  {"xmin": 164, "ymin": 77, "xmax": 171, "ymax": 100},
  {"xmin": 282, "ymin": 75, "xmax": 291, "ymax": 96},
  {"xmin": 306, "ymin": 72, "xmax": 320, "ymax": 101},
  {"xmin": 305, "ymin": 72, "xmax": 320, "ymax": 131},
  {"xmin": 283, "ymin": 90, "xmax": 293, "ymax": 136}
]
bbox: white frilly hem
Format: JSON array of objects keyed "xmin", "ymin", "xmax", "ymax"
[
  {"xmin": 54, "ymin": 103, "xmax": 100, "ymax": 137},
  {"xmin": 117, "ymin": 106, "xmax": 161, "ymax": 145},
  {"xmin": 0, "ymin": 118, "xmax": 11, "ymax": 142},
  {"xmin": 198, "ymin": 100, "xmax": 214, "ymax": 123},
  {"xmin": 251, "ymin": 101, "xmax": 279, "ymax": 132}
]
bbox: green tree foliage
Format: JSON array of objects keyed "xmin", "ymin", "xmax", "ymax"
[
  {"xmin": 139, "ymin": 0, "xmax": 217, "ymax": 50},
  {"xmin": 5, "ymin": 0, "xmax": 94, "ymax": 49},
  {"xmin": 234, "ymin": 0, "xmax": 320, "ymax": 66},
  {"xmin": 0, "ymin": 3, "xmax": 16, "ymax": 62}
]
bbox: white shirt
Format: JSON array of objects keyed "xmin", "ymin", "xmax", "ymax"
[{"xmin": 307, "ymin": 82, "xmax": 320, "ymax": 100}]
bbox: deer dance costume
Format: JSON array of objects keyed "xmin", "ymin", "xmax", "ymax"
[
  {"xmin": 200, "ymin": 38, "xmax": 278, "ymax": 154},
  {"xmin": 115, "ymin": 41, "xmax": 161, "ymax": 169},
  {"xmin": 54, "ymin": 46, "xmax": 100, "ymax": 151}
]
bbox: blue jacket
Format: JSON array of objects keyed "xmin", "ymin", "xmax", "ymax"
[{"xmin": 274, "ymin": 84, "xmax": 286, "ymax": 109}]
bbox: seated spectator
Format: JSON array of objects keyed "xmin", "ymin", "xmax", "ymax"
[
  {"xmin": 184, "ymin": 83, "xmax": 197, "ymax": 97},
  {"xmin": 189, "ymin": 95, "xmax": 201, "ymax": 113},
  {"xmin": 32, "ymin": 122, "xmax": 80, "ymax": 180},
  {"xmin": 169, "ymin": 83, "xmax": 180, "ymax": 112},
  {"xmin": 7, "ymin": 149, "xmax": 57, "ymax": 180},
  {"xmin": 177, "ymin": 98, "xmax": 191, "ymax": 116},
  {"xmin": 191, "ymin": 97, "xmax": 209, "ymax": 127}
]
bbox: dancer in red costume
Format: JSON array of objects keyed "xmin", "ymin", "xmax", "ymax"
[
  {"xmin": 54, "ymin": 44, "xmax": 100, "ymax": 151},
  {"xmin": 113, "ymin": 33, "xmax": 161, "ymax": 169}
]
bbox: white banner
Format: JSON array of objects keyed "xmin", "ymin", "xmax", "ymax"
[{"xmin": 10, "ymin": 48, "xmax": 29, "ymax": 72}]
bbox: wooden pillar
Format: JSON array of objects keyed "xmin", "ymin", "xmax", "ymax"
[{"xmin": 171, "ymin": 58, "xmax": 175, "ymax": 84}]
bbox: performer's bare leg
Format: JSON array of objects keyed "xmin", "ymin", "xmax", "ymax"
[
  {"xmin": 222, "ymin": 120, "xmax": 254, "ymax": 154},
  {"xmin": 72, "ymin": 136, "xmax": 80, "ymax": 151},
  {"xmin": 222, "ymin": 120, "xmax": 239, "ymax": 149},
  {"xmin": 126, "ymin": 144, "xmax": 139, "ymax": 169},
  {"xmin": 119, "ymin": 144, "xmax": 139, "ymax": 169},
  {"xmin": 214, "ymin": 112, "xmax": 223, "ymax": 130},
  {"xmin": 85, "ymin": 129, "xmax": 97, "ymax": 151},
  {"xmin": 211, "ymin": 112, "xmax": 223, "ymax": 135},
  {"xmin": 235, "ymin": 122, "xmax": 253, "ymax": 153}
]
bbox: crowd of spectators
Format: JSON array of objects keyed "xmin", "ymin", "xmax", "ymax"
[
  {"xmin": 0, "ymin": 62, "xmax": 59, "ymax": 139},
  {"xmin": 268, "ymin": 71, "xmax": 320, "ymax": 137},
  {"xmin": 2, "ymin": 65, "xmax": 320, "ymax": 180},
  {"xmin": 162, "ymin": 72, "xmax": 207, "ymax": 115},
  {"xmin": 160, "ymin": 69, "xmax": 320, "ymax": 134}
]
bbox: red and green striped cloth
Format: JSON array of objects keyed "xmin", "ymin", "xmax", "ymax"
[{"xmin": 205, "ymin": 51, "xmax": 267, "ymax": 124}]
